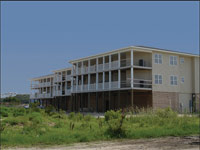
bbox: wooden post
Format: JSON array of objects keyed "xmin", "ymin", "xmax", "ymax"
[
  {"xmin": 131, "ymin": 90, "xmax": 134, "ymax": 108},
  {"xmin": 109, "ymin": 91, "xmax": 111, "ymax": 110},
  {"xmin": 118, "ymin": 90, "xmax": 120, "ymax": 110},
  {"xmin": 96, "ymin": 92, "xmax": 98, "ymax": 112},
  {"xmin": 88, "ymin": 93, "xmax": 90, "ymax": 112},
  {"xmin": 103, "ymin": 92, "xmax": 105, "ymax": 112}
]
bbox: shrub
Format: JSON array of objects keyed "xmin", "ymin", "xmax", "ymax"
[
  {"xmin": 105, "ymin": 110, "xmax": 126, "ymax": 138},
  {"xmin": 68, "ymin": 112, "xmax": 75, "ymax": 120},
  {"xmin": 45, "ymin": 105, "xmax": 55, "ymax": 115},
  {"xmin": 156, "ymin": 107, "xmax": 177, "ymax": 119},
  {"xmin": 13, "ymin": 108, "xmax": 26, "ymax": 117}
]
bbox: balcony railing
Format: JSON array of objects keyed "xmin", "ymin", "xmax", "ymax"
[
  {"xmin": 89, "ymin": 83, "xmax": 96, "ymax": 91},
  {"xmin": 98, "ymin": 64, "xmax": 103, "ymax": 72},
  {"xmin": 111, "ymin": 81, "xmax": 118, "ymax": 89},
  {"xmin": 120, "ymin": 58, "xmax": 131, "ymax": 67},
  {"xmin": 77, "ymin": 85, "xmax": 82, "ymax": 92},
  {"xmin": 82, "ymin": 67, "xmax": 88, "ymax": 74},
  {"xmin": 121, "ymin": 80, "xmax": 131, "ymax": 88},
  {"xmin": 90, "ymin": 65, "xmax": 96, "ymax": 73},
  {"xmin": 65, "ymin": 89, "xmax": 71, "ymax": 95},
  {"xmin": 98, "ymin": 83, "xmax": 103, "ymax": 90},
  {"xmin": 111, "ymin": 61, "xmax": 119, "ymax": 70},
  {"xmin": 55, "ymin": 75, "xmax": 62, "ymax": 82},
  {"xmin": 133, "ymin": 79, "xmax": 152, "ymax": 89},
  {"xmin": 78, "ymin": 68, "xmax": 82, "ymax": 74},
  {"xmin": 83, "ymin": 84, "xmax": 88, "ymax": 92},
  {"xmin": 134, "ymin": 60, "xmax": 152, "ymax": 68},
  {"xmin": 66, "ymin": 75, "xmax": 71, "ymax": 81},
  {"xmin": 104, "ymin": 82, "xmax": 109, "ymax": 90},
  {"xmin": 104, "ymin": 63, "xmax": 109, "ymax": 71}
]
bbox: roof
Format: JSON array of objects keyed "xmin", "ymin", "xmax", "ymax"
[
  {"xmin": 69, "ymin": 45, "xmax": 199, "ymax": 64},
  {"xmin": 52, "ymin": 67, "xmax": 72, "ymax": 73},
  {"xmin": 30, "ymin": 74, "xmax": 54, "ymax": 81}
]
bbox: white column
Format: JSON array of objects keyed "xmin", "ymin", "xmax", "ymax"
[
  {"xmin": 76, "ymin": 62, "xmax": 78, "ymax": 75},
  {"xmin": 118, "ymin": 53, "xmax": 120, "ymax": 68},
  {"xmin": 103, "ymin": 56, "xmax": 105, "ymax": 71},
  {"xmin": 81, "ymin": 61, "xmax": 83, "ymax": 74},
  {"xmin": 96, "ymin": 58, "xmax": 98, "ymax": 72},
  {"xmin": 118, "ymin": 70, "xmax": 120, "ymax": 89},
  {"xmin": 131, "ymin": 50, "xmax": 134, "ymax": 88},
  {"xmin": 71, "ymin": 66, "xmax": 74, "ymax": 93},
  {"xmin": 88, "ymin": 74, "xmax": 90, "ymax": 91},
  {"xmin": 88, "ymin": 59, "xmax": 90, "ymax": 73},
  {"xmin": 109, "ymin": 55, "xmax": 111, "ymax": 69},
  {"xmin": 103, "ymin": 72, "xmax": 105, "ymax": 90},
  {"xmin": 81, "ymin": 75, "xmax": 83, "ymax": 92},
  {"xmin": 96, "ymin": 73, "xmax": 98, "ymax": 90},
  {"xmin": 109, "ymin": 71, "xmax": 111, "ymax": 89}
]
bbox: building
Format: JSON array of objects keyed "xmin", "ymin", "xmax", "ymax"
[{"xmin": 30, "ymin": 46, "xmax": 200, "ymax": 113}]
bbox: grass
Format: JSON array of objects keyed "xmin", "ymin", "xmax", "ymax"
[{"xmin": 0, "ymin": 105, "xmax": 199, "ymax": 148}]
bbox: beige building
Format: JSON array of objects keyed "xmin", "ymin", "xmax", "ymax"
[{"xmin": 30, "ymin": 46, "xmax": 199, "ymax": 112}]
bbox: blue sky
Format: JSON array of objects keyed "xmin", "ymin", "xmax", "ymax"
[{"xmin": 1, "ymin": 2, "xmax": 199, "ymax": 94}]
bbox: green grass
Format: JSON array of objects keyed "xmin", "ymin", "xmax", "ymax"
[{"xmin": 0, "ymin": 106, "xmax": 199, "ymax": 148}]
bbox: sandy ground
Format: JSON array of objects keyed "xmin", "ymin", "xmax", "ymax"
[{"xmin": 4, "ymin": 136, "xmax": 200, "ymax": 150}]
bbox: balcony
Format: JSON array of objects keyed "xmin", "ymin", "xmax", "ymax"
[
  {"xmin": 78, "ymin": 68, "xmax": 82, "ymax": 74},
  {"xmin": 54, "ymin": 90, "xmax": 62, "ymax": 96},
  {"xmin": 104, "ymin": 63, "xmax": 109, "ymax": 71},
  {"xmin": 82, "ymin": 67, "xmax": 88, "ymax": 74},
  {"xmin": 54, "ymin": 76, "xmax": 62, "ymax": 82},
  {"xmin": 65, "ymin": 89, "xmax": 71, "ymax": 95},
  {"xmin": 77, "ymin": 85, "xmax": 82, "ymax": 92},
  {"xmin": 134, "ymin": 60, "xmax": 152, "ymax": 69},
  {"xmin": 30, "ymin": 93, "xmax": 39, "ymax": 99},
  {"xmin": 90, "ymin": 65, "xmax": 96, "ymax": 73},
  {"xmin": 120, "ymin": 58, "xmax": 131, "ymax": 67},
  {"xmin": 89, "ymin": 83, "xmax": 96, "ymax": 91},
  {"xmin": 121, "ymin": 80, "xmax": 131, "ymax": 88},
  {"xmin": 66, "ymin": 75, "xmax": 71, "ymax": 81},
  {"xmin": 98, "ymin": 83, "xmax": 103, "ymax": 90},
  {"xmin": 31, "ymin": 84, "xmax": 39, "ymax": 89},
  {"xmin": 98, "ymin": 64, "xmax": 103, "ymax": 72},
  {"xmin": 111, "ymin": 61, "xmax": 118, "ymax": 70},
  {"xmin": 133, "ymin": 79, "xmax": 152, "ymax": 89},
  {"xmin": 83, "ymin": 84, "xmax": 88, "ymax": 92},
  {"xmin": 111, "ymin": 81, "xmax": 118, "ymax": 89},
  {"xmin": 104, "ymin": 82, "xmax": 109, "ymax": 90}
]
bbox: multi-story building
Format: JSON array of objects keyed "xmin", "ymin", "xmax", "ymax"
[{"xmin": 30, "ymin": 46, "xmax": 199, "ymax": 113}]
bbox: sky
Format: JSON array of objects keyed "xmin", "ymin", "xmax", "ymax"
[{"xmin": 1, "ymin": 2, "xmax": 199, "ymax": 94}]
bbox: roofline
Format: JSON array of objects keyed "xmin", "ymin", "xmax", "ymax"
[
  {"xmin": 52, "ymin": 67, "xmax": 72, "ymax": 73},
  {"xmin": 30, "ymin": 74, "xmax": 54, "ymax": 81},
  {"xmin": 135, "ymin": 46, "xmax": 199, "ymax": 57},
  {"xmin": 69, "ymin": 46, "xmax": 132, "ymax": 64},
  {"xmin": 69, "ymin": 46, "xmax": 199, "ymax": 63}
]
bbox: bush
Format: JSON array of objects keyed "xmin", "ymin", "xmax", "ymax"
[
  {"xmin": 13, "ymin": 108, "xmax": 25, "ymax": 117},
  {"xmin": 105, "ymin": 110, "xmax": 126, "ymax": 138},
  {"xmin": 45, "ymin": 105, "xmax": 55, "ymax": 115},
  {"xmin": 156, "ymin": 107, "xmax": 177, "ymax": 119}
]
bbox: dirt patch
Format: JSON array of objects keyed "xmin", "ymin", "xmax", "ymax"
[{"xmin": 4, "ymin": 136, "xmax": 200, "ymax": 150}]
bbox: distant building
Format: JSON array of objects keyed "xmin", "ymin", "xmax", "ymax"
[{"xmin": 30, "ymin": 46, "xmax": 200, "ymax": 113}]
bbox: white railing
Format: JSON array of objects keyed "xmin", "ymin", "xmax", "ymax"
[
  {"xmin": 65, "ymin": 89, "xmax": 71, "ymax": 95},
  {"xmin": 133, "ymin": 79, "xmax": 152, "ymax": 89},
  {"xmin": 121, "ymin": 80, "xmax": 131, "ymax": 88},
  {"xmin": 30, "ymin": 93, "xmax": 39, "ymax": 99},
  {"xmin": 89, "ymin": 83, "xmax": 96, "ymax": 91},
  {"xmin": 44, "ymin": 93, "xmax": 51, "ymax": 98},
  {"xmin": 104, "ymin": 82, "xmax": 109, "ymax": 90},
  {"xmin": 111, "ymin": 81, "xmax": 118, "ymax": 89},
  {"xmin": 90, "ymin": 65, "xmax": 96, "ymax": 73},
  {"xmin": 98, "ymin": 83, "xmax": 103, "ymax": 90},
  {"xmin": 83, "ymin": 84, "xmax": 88, "ymax": 92},
  {"xmin": 111, "ymin": 61, "xmax": 119, "ymax": 70},
  {"xmin": 77, "ymin": 85, "xmax": 82, "ymax": 92},
  {"xmin": 78, "ymin": 68, "xmax": 82, "ymax": 74},
  {"xmin": 82, "ymin": 67, "xmax": 88, "ymax": 74},
  {"xmin": 104, "ymin": 63, "xmax": 109, "ymax": 71},
  {"xmin": 66, "ymin": 75, "xmax": 71, "ymax": 81},
  {"xmin": 120, "ymin": 58, "xmax": 131, "ymax": 67},
  {"xmin": 134, "ymin": 60, "xmax": 152, "ymax": 68},
  {"xmin": 73, "ymin": 86, "xmax": 76, "ymax": 92},
  {"xmin": 98, "ymin": 64, "xmax": 103, "ymax": 72},
  {"xmin": 31, "ymin": 84, "xmax": 39, "ymax": 88},
  {"xmin": 55, "ymin": 75, "xmax": 62, "ymax": 82}
]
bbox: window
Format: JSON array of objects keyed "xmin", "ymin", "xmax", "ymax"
[
  {"xmin": 181, "ymin": 77, "xmax": 184, "ymax": 83},
  {"xmin": 170, "ymin": 56, "xmax": 178, "ymax": 65},
  {"xmin": 180, "ymin": 58, "xmax": 184, "ymax": 64},
  {"xmin": 170, "ymin": 75, "xmax": 178, "ymax": 85},
  {"xmin": 155, "ymin": 75, "xmax": 162, "ymax": 84},
  {"xmin": 154, "ymin": 54, "xmax": 162, "ymax": 64}
]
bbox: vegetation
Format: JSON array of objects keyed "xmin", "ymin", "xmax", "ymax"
[
  {"xmin": 0, "ymin": 105, "xmax": 199, "ymax": 148},
  {"xmin": 0, "ymin": 94, "xmax": 30, "ymax": 104}
]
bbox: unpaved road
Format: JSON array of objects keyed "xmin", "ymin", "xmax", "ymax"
[{"xmin": 4, "ymin": 136, "xmax": 200, "ymax": 150}]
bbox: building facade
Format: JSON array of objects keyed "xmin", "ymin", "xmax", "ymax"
[{"xmin": 30, "ymin": 46, "xmax": 200, "ymax": 112}]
